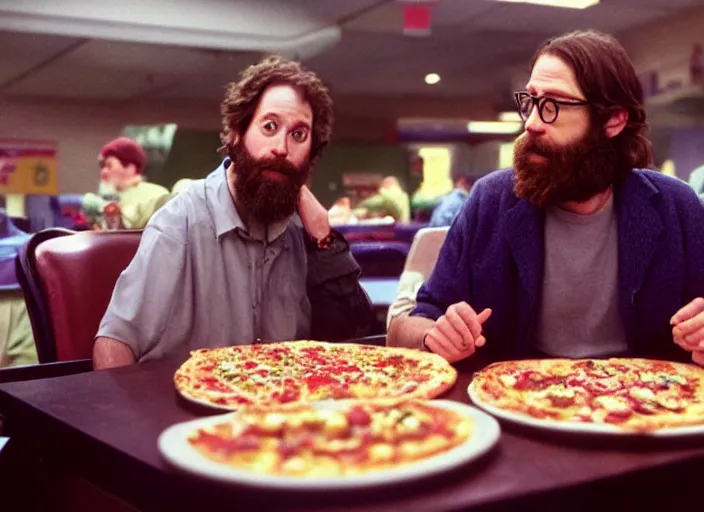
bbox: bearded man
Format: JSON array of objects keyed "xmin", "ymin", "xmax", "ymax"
[
  {"xmin": 94, "ymin": 56, "xmax": 373, "ymax": 369},
  {"xmin": 388, "ymin": 30, "xmax": 704, "ymax": 367}
]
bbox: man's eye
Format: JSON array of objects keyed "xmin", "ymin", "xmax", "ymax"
[
  {"xmin": 292, "ymin": 130, "xmax": 308, "ymax": 143},
  {"xmin": 263, "ymin": 121, "xmax": 277, "ymax": 133}
]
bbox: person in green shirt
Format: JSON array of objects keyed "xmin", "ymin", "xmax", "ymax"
[
  {"xmin": 0, "ymin": 211, "xmax": 37, "ymax": 368},
  {"xmin": 83, "ymin": 137, "xmax": 171, "ymax": 229},
  {"xmin": 355, "ymin": 176, "xmax": 411, "ymax": 223}
]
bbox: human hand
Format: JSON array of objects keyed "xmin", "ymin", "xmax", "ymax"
[
  {"xmin": 671, "ymin": 298, "xmax": 704, "ymax": 366},
  {"xmin": 297, "ymin": 185, "xmax": 331, "ymax": 240},
  {"xmin": 423, "ymin": 302, "xmax": 492, "ymax": 363}
]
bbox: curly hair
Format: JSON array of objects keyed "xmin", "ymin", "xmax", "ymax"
[
  {"xmin": 531, "ymin": 30, "xmax": 654, "ymax": 173},
  {"xmin": 219, "ymin": 55, "xmax": 334, "ymax": 164}
]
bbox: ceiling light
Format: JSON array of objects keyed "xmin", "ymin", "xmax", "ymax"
[
  {"xmin": 424, "ymin": 73, "xmax": 441, "ymax": 85},
  {"xmin": 467, "ymin": 121, "xmax": 523, "ymax": 134},
  {"xmin": 495, "ymin": 0, "xmax": 598, "ymax": 9},
  {"xmin": 498, "ymin": 111, "xmax": 522, "ymax": 122}
]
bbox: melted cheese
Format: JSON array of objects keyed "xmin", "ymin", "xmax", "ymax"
[
  {"xmin": 629, "ymin": 387, "xmax": 656, "ymax": 402},
  {"xmin": 593, "ymin": 395, "xmax": 631, "ymax": 413},
  {"xmin": 499, "ymin": 374, "xmax": 517, "ymax": 387}
]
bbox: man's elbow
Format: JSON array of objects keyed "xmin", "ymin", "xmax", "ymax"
[{"xmin": 93, "ymin": 337, "xmax": 137, "ymax": 370}]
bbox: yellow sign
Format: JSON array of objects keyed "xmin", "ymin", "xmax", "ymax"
[{"xmin": 0, "ymin": 139, "xmax": 58, "ymax": 195}]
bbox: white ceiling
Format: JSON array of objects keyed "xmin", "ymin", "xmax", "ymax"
[{"xmin": 0, "ymin": 0, "xmax": 702, "ymax": 109}]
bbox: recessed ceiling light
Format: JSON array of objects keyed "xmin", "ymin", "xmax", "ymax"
[
  {"xmin": 495, "ymin": 0, "xmax": 598, "ymax": 8},
  {"xmin": 467, "ymin": 121, "xmax": 523, "ymax": 134},
  {"xmin": 424, "ymin": 73, "xmax": 441, "ymax": 85},
  {"xmin": 499, "ymin": 111, "xmax": 523, "ymax": 122}
]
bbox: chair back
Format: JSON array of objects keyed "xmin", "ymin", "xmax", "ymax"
[
  {"xmin": 350, "ymin": 241, "xmax": 409, "ymax": 278},
  {"xmin": 386, "ymin": 226, "xmax": 450, "ymax": 328},
  {"xmin": 402, "ymin": 226, "xmax": 450, "ymax": 279},
  {"xmin": 16, "ymin": 229, "xmax": 141, "ymax": 362}
]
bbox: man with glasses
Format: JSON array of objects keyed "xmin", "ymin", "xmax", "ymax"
[{"xmin": 388, "ymin": 30, "xmax": 704, "ymax": 366}]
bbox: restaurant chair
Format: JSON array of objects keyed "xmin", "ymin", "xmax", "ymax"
[
  {"xmin": 386, "ymin": 226, "xmax": 449, "ymax": 328},
  {"xmin": 350, "ymin": 241, "xmax": 409, "ymax": 278},
  {"xmin": 15, "ymin": 228, "xmax": 142, "ymax": 364}
]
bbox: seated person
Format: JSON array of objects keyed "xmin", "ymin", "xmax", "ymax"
[
  {"xmin": 0, "ymin": 211, "xmax": 37, "ymax": 367},
  {"xmin": 428, "ymin": 171, "xmax": 473, "ymax": 227},
  {"xmin": 388, "ymin": 30, "xmax": 704, "ymax": 367},
  {"xmin": 83, "ymin": 137, "xmax": 170, "ymax": 229},
  {"xmin": 328, "ymin": 196, "xmax": 357, "ymax": 226},
  {"xmin": 94, "ymin": 56, "xmax": 374, "ymax": 369},
  {"xmin": 355, "ymin": 177, "xmax": 411, "ymax": 223}
]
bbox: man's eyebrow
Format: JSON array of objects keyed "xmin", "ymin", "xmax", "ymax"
[
  {"xmin": 290, "ymin": 120, "xmax": 311, "ymax": 131},
  {"xmin": 526, "ymin": 85, "xmax": 583, "ymax": 100}
]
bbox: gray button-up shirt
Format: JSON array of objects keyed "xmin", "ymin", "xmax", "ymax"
[{"xmin": 98, "ymin": 163, "xmax": 358, "ymax": 362}]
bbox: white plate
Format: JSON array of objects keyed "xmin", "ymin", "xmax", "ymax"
[
  {"xmin": 158, "ymin": 400, "xmax": 501, "ymax": 490},
  {"xmin": 178, "ymin": 390, "xmax": 239, "ymax": 412},
  {"xmin": 467, "ymin": 380, "xmax": 704, "ymax": 437}
]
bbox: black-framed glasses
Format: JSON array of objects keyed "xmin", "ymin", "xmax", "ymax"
[{"xmin": 514, "ymin": 91, "xmax": 589, "ymax": 124}]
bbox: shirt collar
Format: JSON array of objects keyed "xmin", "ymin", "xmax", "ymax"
[{"xmin": 205, "ymin": 158, "xmax": 293, "ymax": 243}]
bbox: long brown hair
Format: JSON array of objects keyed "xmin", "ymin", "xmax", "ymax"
[
  {"xmin": 219, "ymin": 55, "xmax": 334, "ymax": 164},
  {"xmin": 531, "ymin": 30, "xmax": 653, "ymax": 172}
]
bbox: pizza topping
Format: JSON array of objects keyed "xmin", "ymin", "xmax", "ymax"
[
  {"xmin": 629, "ymin": 386, "xmax": 656, "ymax": 402},
  {"xmin": 656, "ymin": 396, "xmax": 685, "ymax": 412},
  {"xmin": 347, "ymin": 406, "xmax": 372, "ymax": 426},
  {"xmin": 544, "ymin": 386, "xmax": 577, "ymax": 407},
  {"xmin": 499, "ymin": 374, "xmax": 517, "ymax": 387},
  {"xmin": 583, "ymin": 377, "xmax": 623, "ymax": 395}
]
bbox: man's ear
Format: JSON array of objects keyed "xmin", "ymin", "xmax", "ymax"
[
  {"xmin": 604, "ymin": 108, "xmax": 628, "ymax": 138},
  {"xmin": 230, "ymin": 132, "xmax": 240, "ymax": 146},
  {"xmin": 125, "ymin": 163, "xmax": 139, "ymax": 176}
]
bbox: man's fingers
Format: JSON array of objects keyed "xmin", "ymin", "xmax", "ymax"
[
  {"xmin": 684, "ymin": 328, "xmax": 704, "ymax": 348},
  {"xmin": 444, "ymin": 308, "xmax": 473, "ymax": 345},
  {"xmin": 425, "ymin": 330, "xmax": 463, "ymax": 361},
  {"xmin": 671, "ymin": 298, "xmax": 704, "ymax": 326},
  {"xmin": 675, "ymin": 311, "xmax": 704, "ymax": 339},
  {"xmin": 475, "ymin": 335, "xmax": 486, "ymax": 348},
  {"xmin": 693, "ymin": 351, "xmax": 704, "ymax": 367},
  {"xmin": 452, "ymin": 303, "xmax": 483, "ymax": 341},
  {"xmin": 434, "ymin": 317, "xmax": 465, "ymax": 352},
  {"xmin": 477, "ymin": 308, "xmax": 492, "ymax": 324}
]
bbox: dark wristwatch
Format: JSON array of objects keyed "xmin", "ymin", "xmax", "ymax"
[
  {"xmin": 309, "ymin": 230, "xmax": 336, "ymax": 250},
  {"xmin": 307, "ymin": 229, "xmax": 347, "ymax": 252}
]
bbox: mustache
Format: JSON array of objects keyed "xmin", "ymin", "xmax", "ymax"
[
  {"xmin": 252, "ymin": 156, "xmax": 300, "ymax": 178},
  {"xmin": 519, "ymin": 135, "xmax": 556, "ymax": 158}
]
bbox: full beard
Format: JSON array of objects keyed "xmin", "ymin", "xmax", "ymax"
[
  {"xmin": 513, "ymin": 126, "xmax": 622, "ymax": 209},
  {"xmin": 228, "ymin": 144, "xmax": 311, "ymax": 226}
]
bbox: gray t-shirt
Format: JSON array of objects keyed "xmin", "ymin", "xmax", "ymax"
[
  {"xmin": 97, "ymin": 167, "xmax": 312, "ymax": 362},
  {"xmin": 534, "ymin": 197, "xmax": 628, "ymax": 358}
]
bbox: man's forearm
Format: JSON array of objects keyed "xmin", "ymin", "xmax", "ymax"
[
  {"xmin": 387, "ymin": 314, "xmax": 434, "ymax": 350},
  {"xmin": 93, "ymin": 337, "xmax": 136, "ymax": 369}
]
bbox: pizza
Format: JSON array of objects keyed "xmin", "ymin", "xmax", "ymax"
[
  {"xmin": 187, "ymin": 399, "xmax": 472, "ymax": 477},
  {"xmin": 174, "ymin": 341, "xmax": 457, "ymax": 410},
  {"xmin": 468, "ymin": 358, "xmax": 704, "ymax": 432}
]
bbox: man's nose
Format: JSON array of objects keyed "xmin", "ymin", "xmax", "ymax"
[
  {"xmin": 524, "ymin": 104, "xmax": 546, "ymax": 135},
  {"xmin": 271, "ymin": 133, "xmax": 288, "ymax": 158}
]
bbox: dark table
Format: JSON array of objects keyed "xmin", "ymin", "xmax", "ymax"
[{"xmin": 1, "ymin": 356, "xmax": 703, "ymax": 512}]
